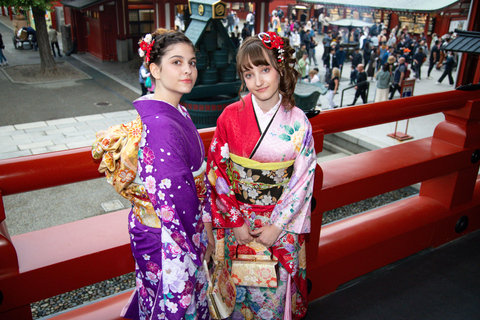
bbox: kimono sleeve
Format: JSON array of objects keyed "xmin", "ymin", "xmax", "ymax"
[
  {"xmin": 138, "ymin": 121, "xmax": 206, "ymax": 266},
  {"xmin": 271, "ymin": 115, "xmax": 316, "ymax": 234},
  {"xmin": 206, "ymin": 115, "xmax": 245, "ymax": 229}
]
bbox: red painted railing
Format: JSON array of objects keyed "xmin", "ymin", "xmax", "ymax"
[{"xmin": 0, "ymin": 89, "xmax": 479, "ymax": 319}]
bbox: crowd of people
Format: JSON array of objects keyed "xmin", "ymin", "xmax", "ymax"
[{"xmin": 261, "ymin": 11, "xmax": 459, "ymax": 108}]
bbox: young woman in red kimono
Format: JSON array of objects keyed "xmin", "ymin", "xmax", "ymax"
[{"xmin": 207, "ymin": 32, "xmax": 317, "ymax": 319}]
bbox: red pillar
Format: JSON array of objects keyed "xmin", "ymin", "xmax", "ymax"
[{"xmin": 457, "ymin": 0, "xmax": 480, "ymax": 85}]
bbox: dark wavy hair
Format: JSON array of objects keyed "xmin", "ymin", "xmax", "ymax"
[
  {"xmin": 145, "ymin": 29, "xmax": 195, "ymax": 69},
  {"xmin": 236, "ymin": 34, "xmax": 300, "ymax": 110}
]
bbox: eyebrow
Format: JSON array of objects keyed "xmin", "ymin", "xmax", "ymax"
[{"xmin": 168, "ymin": 55, "xmax": 196, "ymax": 60}]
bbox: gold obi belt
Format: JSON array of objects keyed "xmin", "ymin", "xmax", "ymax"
[
  {"xmin": 92, "ymin": 115, "xmax": 207, "ymax": 229},
  {"xmin": 227, "ymin": 153, "xmax": 294, "ymax": 206}
]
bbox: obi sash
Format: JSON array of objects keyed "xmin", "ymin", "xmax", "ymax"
[
  {"xmin": 92, "ymin": 116, "xmax": 206, "ymax": 228},
  {"xmin": 227, "ymin": 153, "xmax": 294, "ymax": 206}
]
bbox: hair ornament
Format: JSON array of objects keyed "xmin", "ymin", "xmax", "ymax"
[
  {"xmin": 138, "ymin": 33, "xmax": 155, "ymax": 62},
  {"xmin": 258, "ymin": 32, "xmax": 285, "ymax": 63}
]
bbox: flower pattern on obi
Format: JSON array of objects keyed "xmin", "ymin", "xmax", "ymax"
[
  {"xmin": 227, "ymin": 159, "xmax": 294, "ymax": 206},
  {"xmin": 92, "ymin": 116, "xmax": 161, "ymax": 228}
]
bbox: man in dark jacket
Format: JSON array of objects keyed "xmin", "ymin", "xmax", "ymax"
[
  {"xmin": 350, "ymin": 47, "xmax": 363, "ymax": 68},
  {"xmin": 335, "ymin": 45, "xmax": 346, "ymax": 77},
  {"xmin": 427, "ymin": 40, "xmax": 440, "ymax": 79},
  {"xmin": 436, "ymin": 52, "xmax": 456, "ymax": 86},
  {"xmin": 413, "ymin": 47, "xmax": 426, "ymax": 80},
  {"xmin": 348, "ymin": 64, "xmax": 368, "ymax": 105}
]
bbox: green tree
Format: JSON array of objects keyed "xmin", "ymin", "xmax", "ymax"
[{"xmin": 1, "ymin": 0, "xmax": 57, "ymax": 74}]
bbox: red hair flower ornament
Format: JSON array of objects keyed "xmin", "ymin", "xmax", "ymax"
[
  {"xmin": 138, "ymin": 33, "xmax": 155, "ymax": 63},
  {"xmin": 258, "ymin": 32, "xmax": 285, "ymax": 63}
]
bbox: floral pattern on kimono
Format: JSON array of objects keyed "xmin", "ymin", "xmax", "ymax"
[
  {"xmin": 207, "ymin": 93, "xmax": 316, "ymax": 320},
  {"xmin": 93, "ymin": 96, "xmax": 212, "ymax": 320}
]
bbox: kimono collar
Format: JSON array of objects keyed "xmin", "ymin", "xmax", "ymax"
[{"xmin": 252, "ymin": 94, "xmax": 282, "ymax": 133}]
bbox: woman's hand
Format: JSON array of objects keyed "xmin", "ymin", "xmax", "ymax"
[
  {"xmin": 203, "ymin": 222, "xmax": 215, "ymax": 263},
  {"xmin": 204, "ymin": 241, "xmax": 214, "ymax": 263},
  {"xmin": 233, "ymin": 223, "xmax": 254, "ymax": 245},
  {"xmin": 250, "ymin": 224, "xmax": 282, "ymax": 247}
]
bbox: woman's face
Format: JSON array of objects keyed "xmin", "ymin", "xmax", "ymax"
[
  {"xmin": 151, "ymin": 42, "xmax": 197, "ymax": 100},
  {"xmin": 242, "ymin": 53, "xmax": 280, "ymax": 106}
]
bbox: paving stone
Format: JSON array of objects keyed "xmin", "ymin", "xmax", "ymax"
[
  {"xmin": 47, "ymin": 145, "xmax": 69, "ymax": 152},
  {"xmin": 46, "ymin": 118, "xmax": 78, "ymax": 126},
  {"xmin": 64, "ymin": 129, "xmax": 97, "ymax": 137},
  {"xmin": 25, "ymin": 126, "xmax": 59, "ymax": 133},
  {"xmin": 11, "ymin": 132, "xmax": 46, "ymax": 140},
  {"xmin": 0, "ymin": 150, "xmax": 32, "ymax": 160},
  {"xmin": 18, "ymin": 141, "xmax": 55, "ymax": 150},
  {"xmin": 14, "ymin": 122, "xmax": 48, "ymax": 130},
  {"xmin": 0, "ymin": 125, "xmax": 15, "ymax": 133},
  {"xmin": 66, "ymin": 140, "xmax": 95, "ymax": 149},
  {"xmin": 31, "ymin": 147, "xmax": 49, "ymax": 155},
  {"xmin": 75, "ymin": 114, "xmax": 106, "ymax": 122}
]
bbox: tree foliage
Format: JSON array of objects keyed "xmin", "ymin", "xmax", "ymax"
[{"xmin": 0, "ymin": 0, "xmax": 57, "ymax": 73}]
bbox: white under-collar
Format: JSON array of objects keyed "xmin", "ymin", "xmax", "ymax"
[{"xmin": 252, "ymin": 94, "xmax": 282, "ymax": 133}]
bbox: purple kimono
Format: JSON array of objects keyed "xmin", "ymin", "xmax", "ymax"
[{"xmin": 120, "ymin": 97, "xmax": 211, "ymax": 320}]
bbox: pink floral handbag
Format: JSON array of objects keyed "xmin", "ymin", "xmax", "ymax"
[{"xmin": 230, "ymin": 243, "xmax": 279, "ymax": 288}]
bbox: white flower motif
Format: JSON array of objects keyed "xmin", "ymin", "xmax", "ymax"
[
  {"xmin": 258, "ymin": 308, "xmax": 274, "ymax": 319},
  {"xmin": 159, "ymin": 178, "xmax": 171, "ymax": 189},
  {"xmin": 138, "ymin": 48, "xmax": 145, "ymax": 58},
  {"xmin": 145, "ymin": 165, "xmax": 153, "ymax": 173},
  {"xmin": 146, "ymin": 271, "xmax": 158, "ymax": 283},
  {"xmin": 144, "ymin": 176, "xmax": 156, "ymax": 194},
  {"xmin": 262, "ymin": 194, "xmax": 273, "ymax": 205},
  {"xmin": 211, "ymin": 138, "xmax": 218, "ymax": 152},
  {"xmin": 142, "ymin": 254, "xmax": 151, "ymax": 261},
  {"xmin": 144, "ymin": 33, "xmax": 153, "ymax": 43},
  {"xmin": 163, "ymin": 262, "xmax": 188, "ymax": 294},
  {"xmin": 247, "ymin": 187, "xmax": 259, "ymax": 199},
  {"xmin": 165, "ymin": 300, "xmax": 178, "ymax": 313},
  {"xmin": 157, "ymin": 190, "xmax": 165, "ymax": 201},
  {"xmin": 229, "ymin": 207, "xmax": 240, "ymax": 222},
  {"xmin": 220, "ymin": 143, "xmax": 229, "ymax": 159}
]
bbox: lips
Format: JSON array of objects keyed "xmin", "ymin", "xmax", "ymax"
[
  {"xmin": 181, "ymin": 79, "xmax": 192, "ymax": 84},
  {"xmin": 257, "ymin": 87, "xmax": 268, "ymax": 92}
]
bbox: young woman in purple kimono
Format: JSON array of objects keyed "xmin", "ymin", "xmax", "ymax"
[
  {"xmin": 92, "ymin": 29, "xmax": 214, "ymax": 320},
  {"xmin": 207, "ymin": 32, "xmax": 317, "ymax": 319}
]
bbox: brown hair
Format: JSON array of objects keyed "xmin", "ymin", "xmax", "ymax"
[
  {"xmin": 236, "ymin": 34, "xmax": 300, "ymax": 110},
  {"xmin": 145, "ymin": 29, "xmax": 195, "ymax": 69}
]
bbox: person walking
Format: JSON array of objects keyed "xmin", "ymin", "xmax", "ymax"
[
  {"xmin": 246, "ymin": 10, "xmax": 255, "ymax": 35},
  {"xmin": 348, "ymin": 64, "xmax": 368, "ymax": 105},
  {"xmin": 389, "ymin": 57, "xmax": 407, "ymax": 99},
  {"xmin": 323, "ymin": 47, "xmax": 334, "ymax": 83},
  {"xmin": 92, "ymin": 29, "xmax": 213, "ymax": 320},
  {"xmin": 48, "ymin": 25, "xmax": 62, "ymax": 58},
  {"xmin": 374, "ymin": 63, "xmax": 391, "ymax": 102},
  {"xmin": 436, "ymin": 52, "xmax": 456, "ymax": 86},
  {"xmin": 427, "ymin": 40, "xmax": 440, "ymax": 79},
  {"xmin": 207, "ymin": 31, "xmax": 316, "ymax": 320},
  {"xmin": 308, "ymin": 35, "xmax": 318, "ymax": 66},
  {"xmin": 0, "ymin": 33, "xmax": 8, "ymax": 66},
  {"xmin": 335, "ymin": 45, "xmax": 346, "ymax": 78},
  {"xmin": 412, "ymin": 47, "xmax": 426, "ymax": 80},
  {"xmin": 138, "ymin": 62, "xmax": 150, "ymax": 96},
  {"xmin": 326, "ymin": 67, "xmax": 340, "ymax": 109}
]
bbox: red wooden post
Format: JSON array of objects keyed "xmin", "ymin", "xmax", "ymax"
[{"xmin": 421, "ymin": 99, "xmax": 480, "ymax": 205}]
